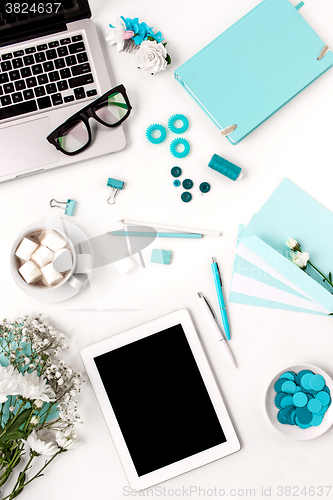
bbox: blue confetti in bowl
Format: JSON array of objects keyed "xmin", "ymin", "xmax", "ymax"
[{"xmin": 265, "ymin": 364, "xmax": 333, "ymax": 440}]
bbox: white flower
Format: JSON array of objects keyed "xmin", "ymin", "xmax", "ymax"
[
  {"xmin": 134, "ymin": 40, "xmax": 167, "ymax": 74},
  {"xmin": 0, "ymin": 365, "xmax": 20, "ymax": 403},
  {"xmin": 290, "ymin": 251, "xmax": 310, "ymax": 270},
  {"xmin": 55, "ymin": 430, "xmax": 82, "ymax": 451},
  {"xmin": 30, "ymin": 416, "xmax": 39, "ymax": 426},
  {"xmin": 26, "ymin": 429, "xmax": 58, "ymax": 456},
  {"xmin": 18, "ymin": 371, "xmax": 55, "ymax": 402},
  {"xmin": 286, "ymin": 238, "xmax": 300, "ymax": 251},
  {"xmin": 106, "ymin": 18, "xmax": 134, "ymax": 52},
  {"xmin": 33, "ymin": 399, "xmax": 43, "ymax": 409}
]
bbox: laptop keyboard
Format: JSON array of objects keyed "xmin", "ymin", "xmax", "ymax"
[{"xmin": 0, "ymin": 34, "xmax": 98, "ymax": 121}]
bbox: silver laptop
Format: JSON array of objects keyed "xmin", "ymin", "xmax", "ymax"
[{"xmin": 0, "ymin": 0, "xmax": 126, "ymax": 183}]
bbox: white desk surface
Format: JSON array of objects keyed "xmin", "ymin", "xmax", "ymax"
[{"xmin": 1, "ymin": 0, "xmax": 333, "ymax": 499}]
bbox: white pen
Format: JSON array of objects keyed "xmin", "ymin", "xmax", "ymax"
[
  {"xmin": 120, "ymin": 219, "xmax": 221, "ymax": 237},
  {"xmin": 197, "ymin": 292, "xmax": 237, "ymax": 368}
]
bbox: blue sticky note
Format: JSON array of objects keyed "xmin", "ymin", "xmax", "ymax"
[
  {"xmin": 238, "ymin": 179, "xmax": 333, "ymax": 310},
  {"xmin": 151, "ymin": 249, "xmax": 171, "ymax": 265},
  {"xmin": 229, "ymin": 220, "xmax": 328, "ymax": 316}
]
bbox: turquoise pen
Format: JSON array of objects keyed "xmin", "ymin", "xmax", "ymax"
[{"xmin": 211, "ymin": 257, "xmax": 230, "ymax": 340}]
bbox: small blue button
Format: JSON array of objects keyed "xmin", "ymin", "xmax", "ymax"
[
  {"xmin": 171, "ymin": 166, "xmax": 182, "ymax": 177},
  {"xmin": 181, "ymin": 192, "xmax": 192, "ymax": 203},
  {"xmin": 182, "ymin": 179, "xmax": 193, "ymax": 190},
  {"xmin": 199, "ymin": 182, "xmax": 211, "ymax": 193},
  {"xmin": 173, "ymin": 180, "xmax": 181, "ymax": 187}
]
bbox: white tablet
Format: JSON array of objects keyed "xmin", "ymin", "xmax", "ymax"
[{"xmin": 80, "ymin": 309, "xmax": 240, "ymax": 490}]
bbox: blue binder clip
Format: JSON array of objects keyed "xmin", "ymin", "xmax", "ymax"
[
  {"xmin": 50, "ymin": 198, "xmax": 77, "ymax": 216},
  {"xmin": 107, "ymin": 178, "xmax": 124, "ymax": 205}
]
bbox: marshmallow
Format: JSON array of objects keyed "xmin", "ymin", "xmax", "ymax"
[
  {"xmin": 113, "ymin": 257, "xmax": 135, "ymax": 274},
  {"xmin": 53, "ymin": 249, "xmax": 73, "ymax": 272},
  {"xmin": 75, "ymin": 254, "xmax": 92, "ymax": 274},
  {"xmin": 41, "ymin": 263, "xmax": 64, "ymax": 286},
  {"xmin": 19, "ymin": 260, "xmax": 42, "ymax": 284},
  {"xmin": 31, "ymin": 245, "xmax": 54, "ymax": 268},
  {"xmin": 15, "ymin": 237, "xmax": 39, "ymax": 262},
  {"xmin": 41, "ymin": 230, "xmax": 66, "ymax": 252}
]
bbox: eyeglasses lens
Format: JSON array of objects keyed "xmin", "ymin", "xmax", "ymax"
[
  {"xmin": 57, "ymin": 120, "xmax": 89, "ymax": 153},
  {"xmin": 95, "ymin": 92, "xmax": 129, "ymax": 125}
]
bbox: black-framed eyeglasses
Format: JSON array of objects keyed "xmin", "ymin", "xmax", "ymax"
[{"xmin": 46, "ymin": 84, "xmax": 132, "ymax": 155}]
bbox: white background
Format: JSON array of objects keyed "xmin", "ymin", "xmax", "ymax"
[{"xmin": 1, "ymin": 0, "xmax": 333, "ymax": 499}]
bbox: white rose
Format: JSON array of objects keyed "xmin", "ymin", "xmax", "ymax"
[{"xmin": 134, "ymin": 40, "xmax": 167, "ymax": 74}]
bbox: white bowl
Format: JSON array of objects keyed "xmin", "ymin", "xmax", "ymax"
[{"xmin": 265, "ymin": 364, "xmax": 333, "ymax": 440}]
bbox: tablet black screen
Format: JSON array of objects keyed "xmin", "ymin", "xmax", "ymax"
[{"xmin": 94, "ymin": 324, "xmax": 226, "ymax": 476}]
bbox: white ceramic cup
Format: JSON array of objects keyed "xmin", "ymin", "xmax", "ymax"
[{"xmin": 11, "ymin": 225, "xmax": 86, "ymax": 293}]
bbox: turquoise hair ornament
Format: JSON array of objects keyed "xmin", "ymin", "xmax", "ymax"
[
  {"xmin": 146, "ymin": 124, "xmax": 167, "ymax": 144},
  {"xmin": 170, "ymin": 138, "xmax": 190, "ymax": 159},
  {"xmin": 168, "ymin": 114, "xmax": 189, "ymax": 134}
]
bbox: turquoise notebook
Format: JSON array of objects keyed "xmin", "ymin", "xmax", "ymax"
[{"xmin": 174, "ymin": 0, "xmax": 333, "ymax": 144}]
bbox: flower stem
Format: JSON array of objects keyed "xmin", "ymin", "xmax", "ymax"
[
  {"xmin": 308, "ymin": 261, "xmax": 333, "ymax": 289},
  {"xmin": 0, "ymin": 443, "xmax": 25, "ymax": 486},
  {"xmin": 2, "ymin": 451, "xmax": 64, "ymax": 500}
]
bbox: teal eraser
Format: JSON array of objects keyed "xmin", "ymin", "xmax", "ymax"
[{"xmin": 151, "ymin": 249, "xmax": 172, "ymax": 265}]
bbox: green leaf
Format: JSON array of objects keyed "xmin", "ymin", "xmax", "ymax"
[
  {"xmin": 329, "ymin": 272, "xmax": 332, "ymax": 282},
  {"xmin": 4, "ymin": 409, "xmax": 31, "ymax": 436},
  {"xmin": 1, "ymin": 442, "xmax": 14, "ymax": 463},
  {"xmin": 147, "ymin": 36, "xmax": 155, "ymax": 41},
  {"xmin": 0, "ymin": 429, "xmax": 28, "ymax": 443},
  {"xmin": 163, "ymin": 42, "xmax": 167, "ymax": 47},
  {"xmin": 165, "ymin": 54, "xmax": 171, "ymax": 65}
]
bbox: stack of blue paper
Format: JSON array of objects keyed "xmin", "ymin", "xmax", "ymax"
[{"xmin": 230, "ymin": 178, "xmax": 333, "ymax": 316}]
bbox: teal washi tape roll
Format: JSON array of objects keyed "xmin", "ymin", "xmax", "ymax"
[{"xmin": 208, "ymin": 154, "xmax": 243, "ymax": 181}]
